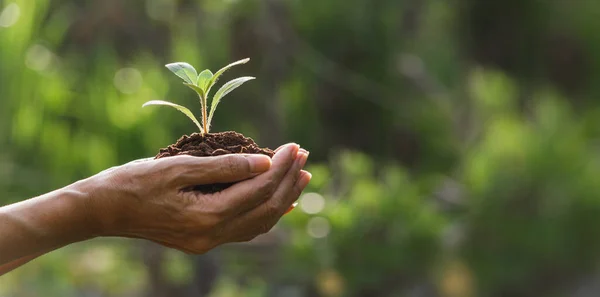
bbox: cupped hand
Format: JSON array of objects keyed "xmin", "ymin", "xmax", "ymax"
[{"xmin": 80, "ymin": 143, "xmax": 310, "ymax": 254}]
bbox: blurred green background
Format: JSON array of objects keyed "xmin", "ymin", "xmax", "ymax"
[{"xmin": 3, "ymin": 0, "xmax": 600, "ymax": 296}]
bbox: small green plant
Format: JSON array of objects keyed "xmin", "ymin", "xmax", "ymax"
[{"xmin": 143, "ymin": 58, "xmax": 255, "ymax": 135}]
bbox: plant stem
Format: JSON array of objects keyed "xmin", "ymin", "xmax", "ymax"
[{"xmin": 201, "ymin": 94, "xmax": 208, "ymax": 134}]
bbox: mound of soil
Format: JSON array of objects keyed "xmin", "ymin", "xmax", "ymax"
[{"xmin": 155, "ymin": 131, "xmax": 274, "ymax": 194}]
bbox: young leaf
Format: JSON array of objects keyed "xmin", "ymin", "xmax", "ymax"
[
  {"xmin": 142, "ymin": 100, "xmax": 203, "ymax": 132},
  {"xmin": 165, "ymin": 62, "xmax": 198, "ymax": 84},
  {"xmin": 184, "ymin": 82, "xmax": 205, "ymax": 98},
  {"xmin": 197, "ymin": 69, "xmax": 214, "ymax": 92},
  {"xmin": 207, "ymin": 76, "xmax": 255, "ymax": 127},
  {"xmin": 206, "ymin": 58, "xmax": 250, "ymax": 95}
]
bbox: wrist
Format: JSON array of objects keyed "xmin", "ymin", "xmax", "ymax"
[
  {"xmin": 55, "ymin": 184, "xmax": 102, "ymax": 241},
  {"xmin": 66, "ymin": 174, "xmax": 120, "ymax": 238}
]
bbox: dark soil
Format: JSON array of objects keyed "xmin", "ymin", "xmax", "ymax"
[{"xmin": 155, "ymin": 131, "xmax": 274, "ymax": 194}]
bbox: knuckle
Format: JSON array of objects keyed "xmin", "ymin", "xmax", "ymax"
[
  {"xmin": 258, "ymin": 204, "xmax": 281, "ymax": 235},
  {"xmin": 259, "ymin": 223, "xmax": 273, "ymax": 234},
  {"xmin": 292, "ymin": 169, "xmax": 302, "ymax": 185},
  {"xmin": 210, "ymin": 206, "xmax": 229, "ymax": 222},
  {"xmin": 222, "ymin": 156, "xmax": 242, "ymax": 177},
  {"xmin": 203, "ymin": 213, "xmax": 223, "ymax": 229},
  {"xmin": 270, "ymin": 203, "xmax": 282, "ymax": 216},
  {"xmin": 206, "ymin": 194, "xmax": 232, "ymax": 220},
  {"xmin": 292, "ymin": 181, "xmax": 305, "ymax": 197},
  {"xmin": 266, "ymin": 177, "xmax": 278, "ymax": 192},
  {"xmin": 165, "ymin": 155, "xmax": 193, "ymax": 169},
  {"xmin": 180, "ymin": 154, "xmax": 199, "ymax": 163},
  {"xmin": 257, "ymin": 177, "xmax": 278, "ymax": 198},
  {"xmin": 291, "ymin": 173, "xmax": 307, "ymax": 197},
  {"xmin": 264, "ymin": 201, "xmax": 280, "ymax": 218}
]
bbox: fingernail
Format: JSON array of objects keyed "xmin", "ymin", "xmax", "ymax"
[
  {"xmin": 298, "ymin": 171, "xmax": 312, "ymax": 189},
  {"xmin": 299, "ymin": 148, "xmax": 309, "ymax": 156},
  {"xmin": 284, "ymin": 205, "xmax": 295, "ymax": 215},
  {"xmin": 296, "ymin": 152, "xmax": 309, "ymax": 168},
  {"xmin": 287, "ymin": 143, "xmax": 300, "ymax": 159},
  {"xmin": 247, "ymin": 155, "xmax": 272, "ymax": 173},
  {"xmin": 284, "ymin": 202, "xmax": 299, "ymax": 215}
]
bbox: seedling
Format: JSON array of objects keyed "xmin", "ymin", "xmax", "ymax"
[
  {"xmin": 143, "ymin": 57, "xmax": 275, "ymax": 194},
  {"xmin": 143, "ymin": 58, "xmax": 255, "ymax": 135}
]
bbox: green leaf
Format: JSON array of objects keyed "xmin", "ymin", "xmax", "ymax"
[
  {"xmin": 184, "ymin": 82, "xmax": 204, "ymax": 98},
  {"xmin": 206, "ymin": 58, "xmax": 250, "ymax": 95},
  {"xmin": 207, "ymin": 76, "xmax": 255, "ymax": 127},
  {"xmin": 165, "ymin": 62, "xmax": 198, "ymax": 84},
  {"xmin": 197, "ymin": 69, "xmax": 214, "ymax": 92},
  {"xmin": 142, "ymin": 100, "xmax": 203, "ymax": 131}
]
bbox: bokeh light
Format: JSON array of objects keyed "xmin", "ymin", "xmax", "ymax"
[
  {"xmin": 299, "ymin": 192, "xmax": 325, "ymax": 214},
  {"xmin": 0, "ymin": 3, "xmax": 19, "ymax": 28},
  {"xmin": 25, "ymin": 44, "xmax": 56, "ymax": 72},
  {"xmin": 114, "ymin": 68, "xmax": 143, "ymax": 94},
  {"xmin": 306, "ymin": 216, "xmax": 330, "ymax": 239}
]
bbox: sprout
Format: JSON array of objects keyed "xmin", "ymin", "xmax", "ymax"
[{"xmin": 143, "ymin": 58, "xmax": 255, "ymax": 134}]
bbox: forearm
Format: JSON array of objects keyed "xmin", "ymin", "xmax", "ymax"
[
  {"xmin": 0, "ymin": 184, "xmax": 97, "ymax": 266},
  {"xmin": 0, "ymin": 253, "xmax": 43, "ymax": 275}
]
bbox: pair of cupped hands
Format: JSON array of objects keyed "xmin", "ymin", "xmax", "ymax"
[{"xmin": 79, "ymin": 143, "xmax": 310, "ymax": 254}]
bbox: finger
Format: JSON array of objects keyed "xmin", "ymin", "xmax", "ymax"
[
  {"xmin": 216, "ymin": 157, "xmax": 308, "ymax": 243},
  {"xmin": 165, "ymin": 154, "xmax": 272, "ymax": 187},
  {"xmin": 212, "ymin": 143, "xmax": 299, "ymax": 216},
  {"xmin": 282, "ymin": 170, "xmax": 312, "ymax": 215},
  {"xmin": 275, "ymin": 145, "xmax": 308, "ymax": 155},
  {"xmin": 268, "ymin": 151, "xmax": 309, "ymax": 213},
  {"xmin": 295, "ymin": 170, "xmax": 312, "ymax": 198},
  {"xmin": 273, "ymin": 142, "xmax": 307, "ymax": 153},
  {"xmin": 273, "ymin": 145, "xmax": 287, "ymax": 153},
  {"xmin": 221, "ymin": 170, "xmax": 312, "ymax": 242}
]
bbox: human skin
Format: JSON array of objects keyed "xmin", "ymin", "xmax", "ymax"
[{"xmin": 0, "ymin": 143, "xmax": 310, "ymax": 275}]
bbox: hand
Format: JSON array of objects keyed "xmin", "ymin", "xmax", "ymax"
[{"xmin": 76, "ymin": 143, "xmax": 310, "ymax": 254}]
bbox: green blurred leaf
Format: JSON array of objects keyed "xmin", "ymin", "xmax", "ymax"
[
  {"xmin": 165, "ymin": 62, "xmax": 197, "ymax": 84},
  {"xmin": 142, "ymin": 100, "xmax": 202, "ymax": 131},
  {"xmin": 207, "ymin": 76, "xmax": 255, "ymax": 127}
]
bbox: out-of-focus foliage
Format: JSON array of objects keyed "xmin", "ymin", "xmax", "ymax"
[
  {"xmin": 282, "ymin": 153, "xmax": 445, "ymax": 297},
  {"xmin": 3, "ymin": 0, "xmax": 600, "ymax": 296},
  {"xmin": 461, "ymin": 73, "xmax": 600, "ymax": 297}
]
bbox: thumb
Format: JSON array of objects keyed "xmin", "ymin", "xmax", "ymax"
[{"xmin": 171, "ymin": 154, "xmax": 272, "ymax": 187}]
